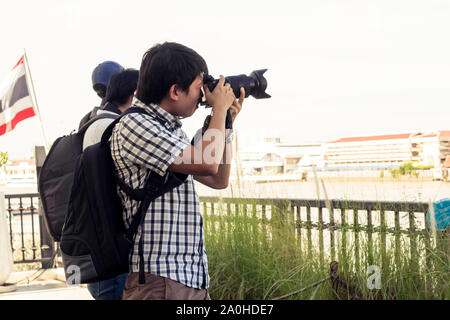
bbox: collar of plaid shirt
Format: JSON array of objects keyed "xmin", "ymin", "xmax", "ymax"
[{"xmin": 132, "ymin": 96, "xmax": 183, "ymax": 132}]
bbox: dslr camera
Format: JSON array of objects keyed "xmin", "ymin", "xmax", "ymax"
[{"xmin": 200, "ymin": 69, "xmax": 270, "ymax": 107}]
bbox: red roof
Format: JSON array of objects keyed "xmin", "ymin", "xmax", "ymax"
[
  {"xmin": 11, "ymin": 159, "xmax": 35, "ymax": 166},
  {"xmin": 326, "ymin": 130, "xmax": 450, "ymax": 144},
  {"xmin": 420, "ymin": 131, "xmax": 450, "ymax": 138},
  {"xmin": 420, "ymin": 133, "xmax": 438, "ymax": 138},
  {"xmin": 329, "ymin": 133, "xmax": 411, "ymax": 144}
]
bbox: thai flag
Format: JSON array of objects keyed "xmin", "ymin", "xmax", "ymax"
[{"xmin": 0, "ymin": 55, "xmax": 36, "ymax": 136}]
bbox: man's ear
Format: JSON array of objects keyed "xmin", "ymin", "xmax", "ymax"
[{"xmin": 168, "ymin": 84, "xmax": 180, "ymax": 101}]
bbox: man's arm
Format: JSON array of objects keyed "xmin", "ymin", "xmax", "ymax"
[
  {"xmin": 193, "ymin": 88, "xmax": 244, "ymax": 189},
  {"xmin": 169, "ymin": 76, "xmax": 235, "ymax": 176},
  {"xmin": 193, "ymin": 141, "xmax": 232, "ymax": 189}
]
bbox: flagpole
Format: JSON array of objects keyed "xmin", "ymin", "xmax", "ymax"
[{"xmin": 22, "ymin": 49, "xmax": 50, "ymax": 151}]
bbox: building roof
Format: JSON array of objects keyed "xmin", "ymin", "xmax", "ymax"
[
  {"xmin": 328, "ymin": 130, "xmax": 450, "ymax": 144},
  {"xmin": 413, "ymin": 131, "xmax": 450, "ymax": 139},
  {"xmin": 10, "ymin": 159, "xmax": 35, "ymax": 166},
  {"xmin": 439, "ymin": 130, "xmax": 450, "ymax": 138},
  {"xmin": 328, "ymin": 133, "xmax": 411, "ymax": 144}
]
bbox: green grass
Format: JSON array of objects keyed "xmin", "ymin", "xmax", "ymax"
[{"xmin": 203, "ymin": 199, "xmax": 449, "ymax": 300}]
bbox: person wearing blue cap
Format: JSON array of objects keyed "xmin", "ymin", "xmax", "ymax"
[
  {"xmin": 78, "ymin": 61, "xmax": 124, "ymax": 130},
  {"xmin": 81, "ymin": 61, "xmax": 132, "ymax": 300},
  {"xmin": 91, "ymin": 61, "xmax": 124, "ymax": 101}
]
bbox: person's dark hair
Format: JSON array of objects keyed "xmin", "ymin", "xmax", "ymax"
[
  {"xmin": 106, "ymin": 68, "xmax": 139, "ymax": 105},
  {"xmin": 136, "ymin": 42, "xmax": 208, "ymax": 105}
]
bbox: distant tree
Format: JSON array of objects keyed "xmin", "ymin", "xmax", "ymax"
[
  {"xmin": 390, "ymin": 168, "xmax": 399, "ymax": 179},
  {"xmin": 390, "ymin": 161, "xmax": 432, "ymax": 179},
  {"xmin": 0, "ymin": 152, "xmax": 7, "ymax": 169}
]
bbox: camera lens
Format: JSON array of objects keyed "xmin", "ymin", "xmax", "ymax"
[{"xmin": 200, "ymin": 69, "xmax": 270, "ymax": 107}]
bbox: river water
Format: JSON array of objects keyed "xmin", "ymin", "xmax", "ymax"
[
  {"xmin": 195, "ymin": 179, "xmax": 449, "ymax": 203},
  {"xmin": 2, "ymin": 179, "xmax": 449, "ymax": 202}
]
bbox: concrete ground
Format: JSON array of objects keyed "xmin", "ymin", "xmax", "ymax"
[{"xmin": 0, "ymin": 268, "xmax": 93, "ymax": 300}]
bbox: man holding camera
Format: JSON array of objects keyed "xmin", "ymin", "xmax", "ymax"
[{"xmin": 110, "ymin": 42, "xmax": 244, "ymax": 300}]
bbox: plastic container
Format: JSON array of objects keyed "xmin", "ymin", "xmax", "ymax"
[{"xmin": 427, "ymin": 198, "xmax": 450, "ymax": 231}]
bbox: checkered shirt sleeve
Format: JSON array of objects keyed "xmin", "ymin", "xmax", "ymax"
[{"xmin": 114, "ymin": 113, "xmax": 190, "ymax": 175}]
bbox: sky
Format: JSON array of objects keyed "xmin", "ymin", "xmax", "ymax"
[{"xmin": 0, "ymin": 0, "xmax": 449, "ymax": 159}]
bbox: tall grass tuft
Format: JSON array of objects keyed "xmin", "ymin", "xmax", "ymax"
[{"xmin": 203, "ymin": 199, "xmax": 449, "ymax": 300}]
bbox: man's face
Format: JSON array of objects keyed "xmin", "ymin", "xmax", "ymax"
[{"xmin": 175, "ymin": 74, "xmax": 203, "ymax": 117}]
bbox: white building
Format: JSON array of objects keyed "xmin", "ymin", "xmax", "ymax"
[
  {"xmin": 238, "ymin": 137, "xmax": 322, "ymax": 175},
  {"xmin": 323, "ymin": 131, "xmax": 450, "ymax": 169},
  {"xmin": 0, "ymin": 158, "xmax": 37, "ymax": 185},
  {"xmin": 410, "ymin": 131, "xmax": 450, "ymax": 168}
]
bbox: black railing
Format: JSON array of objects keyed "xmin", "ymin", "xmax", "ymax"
[
  {"xmin": 199, "ymin": 197, "xmax": 435, "ymax": 268},
  {"xmin": 4, "ymin": 193, "xmax": 55, "ymax": 268},
  {"xmin": 4, "ymin": 193, "xmax": 436, "ymax": 269}
]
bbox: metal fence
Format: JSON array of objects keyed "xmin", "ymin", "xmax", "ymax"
[
  {"xmin": 4, "ymin": 193, "xmax": 55, "ymax": 268},
  {"xmin": 199, "ymin": 197, "xmax": 439, "ymax": 269},
  {"xmin": 4, "ymin": 193, "xmax": 439, "ymax": 269}
]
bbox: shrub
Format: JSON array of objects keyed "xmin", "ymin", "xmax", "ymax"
[{"xmin": 204, "ymin": 201, "xmax": 449, "ymax": 300}]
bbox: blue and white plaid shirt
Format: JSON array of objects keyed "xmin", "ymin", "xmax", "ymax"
[{"xmin": 110, "ymin": 97, "xmax": 209, "ymax": 289}]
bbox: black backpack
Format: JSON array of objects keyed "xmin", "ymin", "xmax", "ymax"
[
  {"xmin": 78, "ymin": 107, "xmax": 100, "ymax": 130},
  {"xmin": 38, "ymin": 112, "xmax": 118, "ymax": 241},
  {"xmin": 59, "ymin": 107, "xmax": 188, "ymax": 284}
]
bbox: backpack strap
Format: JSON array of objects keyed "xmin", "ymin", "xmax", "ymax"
[
  {"xmin": 90, "ymin": 106, "xmax": 100, "ymax": 118},
  {"xmin": 123, "ymin": 171, "xmax": 164, "ymax": 239},
  {"xmin": 100, "ymin": 107, "xmax": 147, "ymax": 144},
  {"xmin": 101, "ymin": 106, "xmax": 188, "ymax": 284},
  {"xmin": 78, "ymin": 112, "xmax": 118, "ymax": 135},
  {"xmin": 99, "ymin": 106, "xmax": 157, "ymax": 198},
  {"xmin": 122, "ymin": 170, "xmax": 188, "ymax": 241}
]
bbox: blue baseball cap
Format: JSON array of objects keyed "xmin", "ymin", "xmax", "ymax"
[{"xmin": 91, "ymin": 61, "xmax": 124, "ymax": 89}]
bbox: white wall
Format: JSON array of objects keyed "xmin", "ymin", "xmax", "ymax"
[{"xmin": 0, "ymin": 192, "xmax": 13, "ymax": 285}]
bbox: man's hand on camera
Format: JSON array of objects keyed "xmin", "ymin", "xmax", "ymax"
[
  {"xmin": 230, "ymin": 87, "xmax": 245, "ymax": 124},
  {"xmin": 203, "ymin": 75, "xmax": 235, "ymax": 114}
]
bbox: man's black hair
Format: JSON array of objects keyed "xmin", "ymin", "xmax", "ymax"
[
  {"xmin": 136, "ymin": 42, "xmax": 208, "ymax": 105},
  {"xmin": 106, "ymin": 68, "xmax": 139, "ymax": 105}
]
